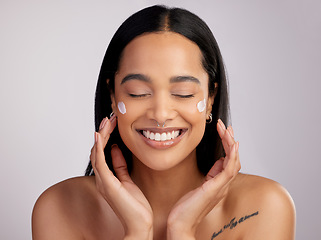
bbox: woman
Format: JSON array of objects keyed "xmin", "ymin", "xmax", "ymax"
[{"xmin": 32, "ymin": 5, "xmax": 295, "ymax": 240}]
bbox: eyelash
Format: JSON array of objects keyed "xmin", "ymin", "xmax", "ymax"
[
  {"xmin": 128, "ymin": 93, "xmax": 150, "ymax": 98},
  {"xmin": 129, "ymin": 93, "xmax": 194, "ymax": 99},
  {"xmin": 172, "ymin": 94, "xmax": 195, "ymax": 99}
]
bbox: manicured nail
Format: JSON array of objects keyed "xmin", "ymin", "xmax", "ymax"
[
  {"xmin": 95, "ymin": 132, "xmax": 98, "ymax": 143},
  {"xmin": 218, "ymin": 119, "xmax": 226, "ymax": 130},
  {"xmin": 111, "ymin": 144, "xmax": 117, "ymax": 149},
  {"xmin": 236, "ymin": 142, "xmax": 239, "ymax": 152},
  {"xmin": 99, "ymin": 117, "xmax": 107, "ymax": 130},
  {"xmin": 99, "ymin": 118, "xmax": 104, "ymax": 130}
]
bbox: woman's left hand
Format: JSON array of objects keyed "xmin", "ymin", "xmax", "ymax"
[{"xmin": 167, "ymin": 120, "xmax": 241, "ymax": 240}]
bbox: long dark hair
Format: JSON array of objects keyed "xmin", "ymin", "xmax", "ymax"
[{"xmin": 85, "ymin": 5, "xmax": 230, "ymax": 176}]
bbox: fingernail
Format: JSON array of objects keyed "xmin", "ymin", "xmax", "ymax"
[
  {"xmin": 236, "ymin": 141, "xmax": 239, "ymax": 152},
  {"xmin": 99, "ymin": 118, "xmax": 104, "ymax": 130},
  {"xmin": 111, "ymin": 144, "xmax": 117, "ymax": 149},
  {"xmin": 101, "ymin": 117, "xmax": 108, "ymax": 129},
  {"xmin": 94, "ymin": 132, "xmax": 98, "ymax": 143},
  {"xmin": 218, "ymin": 119, "xmax": 225, "ymax": 130}
]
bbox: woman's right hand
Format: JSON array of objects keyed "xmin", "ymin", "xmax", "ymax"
[{"xmin": 90, "ymin": 115, "xmax": 153, "ymax": 240}]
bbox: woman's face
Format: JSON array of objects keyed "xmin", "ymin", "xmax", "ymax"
[{"xmin": 112, "ymin": 32, "xmax": 213, "ymax": 171}]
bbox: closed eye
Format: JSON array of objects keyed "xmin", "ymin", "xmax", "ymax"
[
  {"xmin": 128, "ymin": 93, "xmax": 151, "ymax": 98},
  {"xmin": 172, "ymin": 94, "xmax": 195, "ymax": 98}
]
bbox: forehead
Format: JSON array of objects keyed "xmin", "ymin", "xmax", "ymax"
[{"xmin": 117, "ymin": 32, "xmax": 206, "ymax": 78}]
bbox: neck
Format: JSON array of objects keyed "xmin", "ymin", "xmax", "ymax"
[{"xmin": 130, "ymin": 150, "xmax": 204, "ymax": 213}]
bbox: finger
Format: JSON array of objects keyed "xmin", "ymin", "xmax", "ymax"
[
  {"xmin": 99, "ymin": 114, "xmax": 117, "ymax": 146},
  {"xmin": 90, "ymin": 134, "xmax": 98, "ymax": 174},
  {"xmin": 223, "ymin": 142, "xmax": 239, "ymax": 178},
  {"xmin": 204, "ymin": 144, "xmax": 237, "ymax": 192},
  {"xmin": 91, "ymin": 115, "xmax": 116, "ymax": 174},
  {"xmin": 223, "ymin": 125, "xmax": 235, "ymax": 147},
  {"xmin": 94, "ymin": 132, "xmax": 120, "ymax": 189},
  {"xmin": 217, "ymin": 120, "xmax": 235, "ymax": 156},
  {"xmin": 99, "ymin": 117, "xmax": 108, "ymax": 131},
  {"xmin": 90, "ymin": 133, "xmax": 105, "ymax": 183},
  {"xmin": 205, "ymin": 158, "xmax": 224, "ymax": 181},
  {"xmin": 90, "ymin": 137, "xmax": 106, "ymax": 191},
  {"xmin": 217, "ymin": 119, "xmax": 234, "ymax": 146},
  {"xmin": 111, "ymin": 145, "xmax": 133, "ymax": 183},
  {"xmin": 227, "ymin": 125, "xmax": 234, "ymax": 138},
  {"xmin": 222, "ymin": 141, "xmax": 238, "ymax": 170},
  {"xmin": 234, "ymin": 141, "xmax": 241, "ymax": 174}
]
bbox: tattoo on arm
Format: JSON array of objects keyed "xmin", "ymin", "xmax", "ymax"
[{"xmin": 211, "ymin": 211, "xmax": 259, "ymax": 239}]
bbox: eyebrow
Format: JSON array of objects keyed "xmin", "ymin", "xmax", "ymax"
[
  {"xmin": 170, "ymin": 75, "xmax": 200, "ymax": 85},
  {"xmin": 120, "ymin": 73, "xmax": 200, "ymax": 85},
  {"xmin": 121, "ymin": 74, "xmax": 151, "ymax": 84}
]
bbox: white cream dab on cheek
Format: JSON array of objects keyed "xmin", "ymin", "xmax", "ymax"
[
  {"xmin": 197, "ymin": 98, "xmax": 206, "ymax": 112},
  {"xmin": 117, "ymin": 102, "xmax": 126, "ymax": 114}
]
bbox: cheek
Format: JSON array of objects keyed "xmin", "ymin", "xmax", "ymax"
[
  {"xmin": 116, "ymin": 100, "xmax": 146, "ymax": 132},
  {"xmin": 178, "ymin": 98, "xmax": 207, "ymax": 126},
  {"xmin": 197, "ymin": 98, "xmax": 206, "ymax": 112},
  {"xmin": 117, "ymin": 102, "xmax": 126, "ymax": 114},
  {"xmin": 185, "ymin": 97, "xmax": 208, "ymax": 115}
]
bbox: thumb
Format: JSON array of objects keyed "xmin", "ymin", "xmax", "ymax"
[
  {"xmin": 111, "ymin": 145, "xmax": 133, "ymax": 183},
  {"xmin": 205, "ymin": 158, "xmax": 224, "ymax": 181}
]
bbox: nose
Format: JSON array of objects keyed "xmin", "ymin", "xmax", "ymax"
[{"xmin": 146, "ymin": 92, "xmax": 177, "ymax": 125}]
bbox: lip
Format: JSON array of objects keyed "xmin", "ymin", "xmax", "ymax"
[{"xmin": 136, "ymin": 127, "xmax": 187, "ymax": 149}]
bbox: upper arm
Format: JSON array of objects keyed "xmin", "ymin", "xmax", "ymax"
[
  {"xmin": 32, "ymin": 186, "xmax": 83, "ymax": 240},
  {"xmin": 245, "ymin": 180, "xmax": 296, "ymax": 240}
]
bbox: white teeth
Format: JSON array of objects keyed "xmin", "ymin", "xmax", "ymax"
[
  {"xmin": 167, "ymin": 132, "xmax": 171, "ymax": 139},
  {"xmin": 161, "ymin": 132, "xmax": 167, "ymax": 141},
  {"xmin": 142, "ymin": 130, "xmax": 180, "ymax": 141},
  {"xmin": 150, "ymin": 132, "xmax": 155, "ymax": 140},
  {"xmin": 155, "ymin": 133, "xmax": 161, "ymax": 141},
  {"xmin": 174, "ymin": 131, "xmax": 179, "ymax": 138}
]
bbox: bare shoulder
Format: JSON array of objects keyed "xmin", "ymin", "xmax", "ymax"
[
  {"xmin": 231, "ymin": 173, "xmax": 295, "ymax": 210},
  {"xmin": 32, "ymin": 176, "xmax": 123, "ymax": 239},
  {"xmin": 226, "ymin": 173, "xmax": 296, "ymax": 239},
  {"xmin": 32, "ymin": 176, "xmax": 97, "ymax": 215},
  {"xmin": 32, "ymin": 176, "xmax": 95, "ymax": 239}
]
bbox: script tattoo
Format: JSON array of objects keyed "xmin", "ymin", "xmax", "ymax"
[{"xmin": 211, "ymin": 211, "xmax": 259, "ymax": 239}]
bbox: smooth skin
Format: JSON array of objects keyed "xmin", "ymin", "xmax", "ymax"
[{"xmin": 32, "ymin": 33, "xmax": 295, "ymax": 240}]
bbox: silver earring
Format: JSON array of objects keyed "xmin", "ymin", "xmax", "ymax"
[
  {"xmin": 206, "ymin": 113, "xmax": 212, "ymax": 124},
  {"xmin": 110, "ymin": 112, "xmax": 114, "ymax": 118}
]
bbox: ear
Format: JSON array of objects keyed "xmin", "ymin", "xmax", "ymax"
[
  {"xmin": 206, "ymin": 82, "xmax": 218, "ymax": 117},
  {"xmin": 206, "ymin": 94, "xmax": 214, "ymax": 117}
]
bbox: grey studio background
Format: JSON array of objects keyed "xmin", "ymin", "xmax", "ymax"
[{"xmin": 1, "ymin": 0, "xmax": 320, "ymax": 239}]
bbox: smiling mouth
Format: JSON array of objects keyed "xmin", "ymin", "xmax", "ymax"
[{"xmin": 138, "ymin": 129, "xmax": 185, "ymax": 142}]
